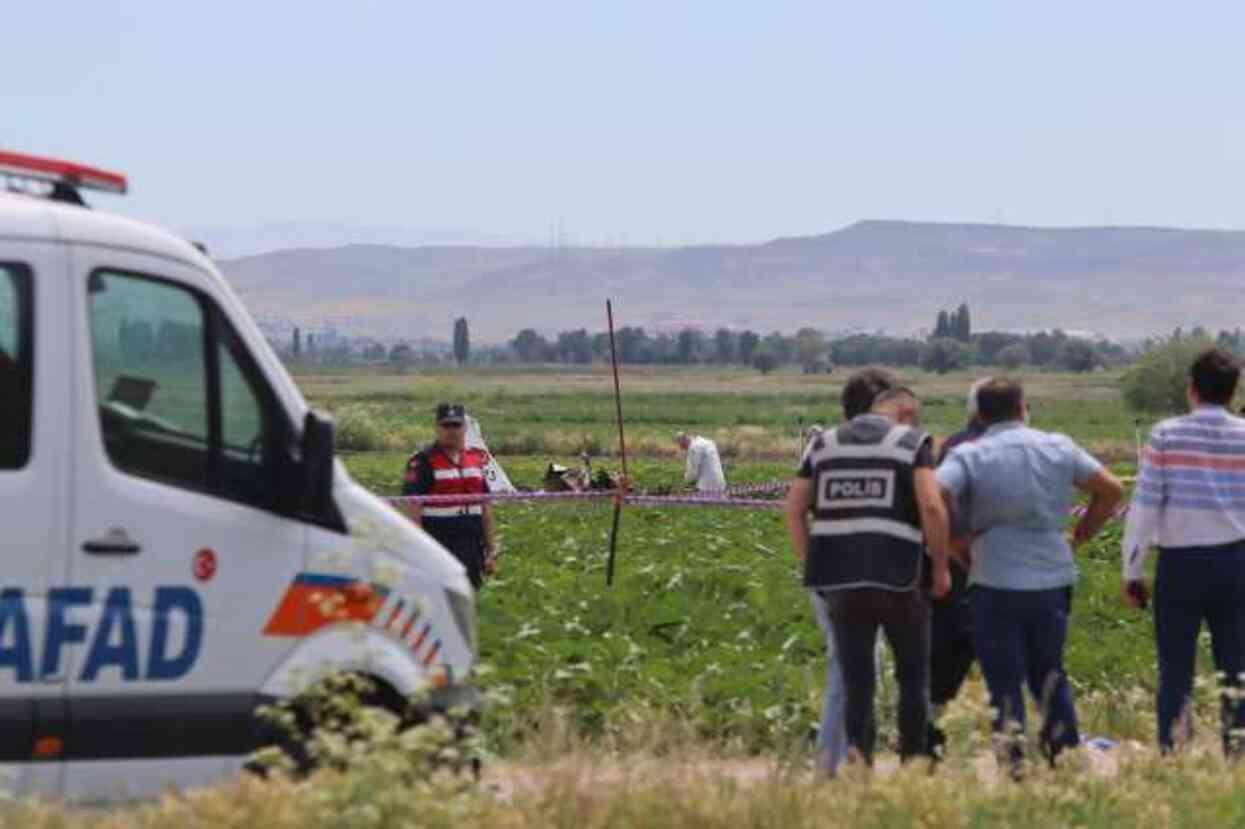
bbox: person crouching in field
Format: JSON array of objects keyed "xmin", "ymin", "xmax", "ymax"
[
  {"xmin": 1120, "ymin": 349, "xmax": 1245, "ymax": 757},
  {"xmin": 675, "ymin": 432, "xmax": 726, "ymax": 493},
  {"xmin": 785, "ymin": 380, "xmax": 952, "ymax": 768},
  {"xmin": 936, "ymin": 379, "xmax": 1122, "ymax": 778}
]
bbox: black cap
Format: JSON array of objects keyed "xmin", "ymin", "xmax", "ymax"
[{"xmin": 435, "ymin": 403, "xmax": 466, "ymax": 424}]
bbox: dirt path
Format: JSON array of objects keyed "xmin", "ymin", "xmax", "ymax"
[{"xmin": 483, "ymin": 741, "xmax": 1133, "ymax": 801}]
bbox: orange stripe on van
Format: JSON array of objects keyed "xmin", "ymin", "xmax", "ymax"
[{"xmin": 262, "ymin": 573, "xmax": 387, "ymax": 637}]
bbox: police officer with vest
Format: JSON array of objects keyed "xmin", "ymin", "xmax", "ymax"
[
  {"xmin": 403, "ymin": 403, "xmax": 497, "ymax": 590},
  {"xmin": 785, "ymin": 381, "xmax": 952, "ymax": 766}
]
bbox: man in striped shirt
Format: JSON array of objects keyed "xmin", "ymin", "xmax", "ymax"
[{"xmin": 1121, "ymin": 348, "xmax": 1245, "ymax": 756}]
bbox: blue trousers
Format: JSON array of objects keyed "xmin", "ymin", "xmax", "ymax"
[
  {"xmin": 970, "ymin": 586, "xmax": 1080, "ymax": 757},
  {"xmin": 809, "ymin": 592, "xmax": 847, "ymax": 774},
  {"xmin": 1154, "ymin": 542, "xmax": 1245, "ymax": 755}
]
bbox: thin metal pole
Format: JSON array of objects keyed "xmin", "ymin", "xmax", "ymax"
[{"xmin": 605, "ymin": 299, "xmax": 628, "ymax": 586}]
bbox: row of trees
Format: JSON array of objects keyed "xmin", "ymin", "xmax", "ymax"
[
  {"xmin": 507, "ymin": 326, "xmax": 838, "ymax": 369},
  {"xmin": 282, "ymin": 320, "xmax": 474, "ymax": 367},
  {"xmin": 274, "ymin": 314, "xmax": 1241, "ymax": 376},
  {"xmin": 503, "ymin": 324, "xmax": 1130, "ymax": 374},
  {"xmin": 830, "ymin": 331, "xmax": 1122, "ymax": 374}
]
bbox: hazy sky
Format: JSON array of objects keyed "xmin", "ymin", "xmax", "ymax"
[{"xmin": 7, "ymin": 1, "xmax": 1245, "ymax": 246}]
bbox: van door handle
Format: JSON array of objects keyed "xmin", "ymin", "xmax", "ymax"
[{"xmin": 82, "ymin": 528, "xmax": 142, "ymax": 555}]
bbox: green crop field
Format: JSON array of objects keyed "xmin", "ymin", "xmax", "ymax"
[
  {"xmin": 349, "ymin": 454, "xmax": 1162, "ymax": 751},
  {"xmin": 308, "ymin": 364, "xmax": 1149, "ymax": 463},
  {"xmin": 318, "ymin": 365, "xmax": 1185, "ymax": 754}
]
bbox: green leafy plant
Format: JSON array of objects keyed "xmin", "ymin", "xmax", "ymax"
[
  {"xmin": 1121, "ymin": 336, "xmax": 1217, "ymax": 414},
  {"xmin": 248, "ymin": 671, "xmax": 485, "ymax": 781}
]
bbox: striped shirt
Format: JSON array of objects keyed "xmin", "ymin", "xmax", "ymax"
[{"xmin": 1121, "ymin": 406, "xmax": 1245, "ymax": 581}]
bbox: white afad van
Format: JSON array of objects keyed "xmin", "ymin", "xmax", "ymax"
[{"xmin": 0, "ymin": 152, "xmax": 478, "ymax": 800}]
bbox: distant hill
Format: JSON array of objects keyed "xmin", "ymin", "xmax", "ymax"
[
  {"xmin": 217, "ymin": 220, "xmax": 1245, "ymax": 341},
  {"xmin": 189, "ymin": 221, "xmax": 522, "ymax": 259}
]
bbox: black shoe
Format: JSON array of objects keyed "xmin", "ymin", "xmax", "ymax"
[
  {"xmin": 926, "ymin": 723, "xmax": 947, "ymax": 761},
  {"xmin": 1039, "ymin": 739, "xmax": 1057, "ymax": 769},
  {"xmin": 1039, "ymin": 723, "xmax": 1070, "ymax": 769}
]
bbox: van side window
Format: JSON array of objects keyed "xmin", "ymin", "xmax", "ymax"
[
  {"xmin": 0, "ymin": 264, "xmax": 33, "ymax": 470},
  {"xmin": 89, "ymin": 270, "xmax": 284, "ymax": 509},
  {"xmin": 90, "ymin": 272, "xmax": 211, "ymax": 488}
]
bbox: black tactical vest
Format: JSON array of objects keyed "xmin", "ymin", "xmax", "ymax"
[{"xmin": 802, "ymin": 414, "xmax": 930, "ymax": 592}]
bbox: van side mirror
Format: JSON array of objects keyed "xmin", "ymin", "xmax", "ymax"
[{"xmin": 301, "ymin": 410, "xmax": 335, "ymax": 516}]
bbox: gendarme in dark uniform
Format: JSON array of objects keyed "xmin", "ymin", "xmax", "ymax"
[{"xmin": 402, "ymin": 403, "xmax": 495, "ymax": 589}]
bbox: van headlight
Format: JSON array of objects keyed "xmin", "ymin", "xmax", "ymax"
[{"xmin": 444, "ymin": 588, "xmax": 477, "ymax": 655}]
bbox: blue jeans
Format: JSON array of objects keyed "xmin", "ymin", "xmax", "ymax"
[
  {"xmin": 970, "ymin": 586, "xmax": 1080, "ymax": 760},
  {"xmin": 1154, "ymin": 542, "xmax": 1245, "ymax": 755},
  {"xmin": 809, "ymin": 592, "xmax": 847, "ymax": 773}
]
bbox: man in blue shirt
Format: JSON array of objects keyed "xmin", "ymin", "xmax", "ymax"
[{"xmin": 936, "ymin": 378, "xmax": 1122, "ymax": 778}]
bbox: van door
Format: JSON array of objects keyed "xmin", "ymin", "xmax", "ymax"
[
  {"xmin": 65, "ymin": 251, "xmax": 309, "ymax": 788},
  {"xmin": 0, "ymin": 241, "xmax": 72, "ymax": 797}
]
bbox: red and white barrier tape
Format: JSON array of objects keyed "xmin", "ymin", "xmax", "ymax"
[
  {"xmin": 389, "ymin": 491, "xmax": 608, "ymax": 506},
  {"xmin": 721, "ymin": 479, "xmax": 790, "ymax": 497},
  {"xmin": 387, "ymin": 488, "xmax": 1128, "ymax": 520},
  {"xmin": 624, "ymin": 494, "xmax": 782, "ymax": 510}
]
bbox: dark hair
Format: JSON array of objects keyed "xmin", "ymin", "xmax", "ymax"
[
  {"xmin": 975, "ymin": 378, "xmax": 1025, "ymax": 425},
  {"xmin": 1190, "ymin": 348, "xmax": 1240, "ymax": 406},
  {"xmin": 841, "ymin": 368, "xmax": 897, "ymax": 419}
]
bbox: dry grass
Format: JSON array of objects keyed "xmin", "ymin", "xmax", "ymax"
[{"xmin": 13, "ymin": 714, "xmax": 1245, "ymax": 829}]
